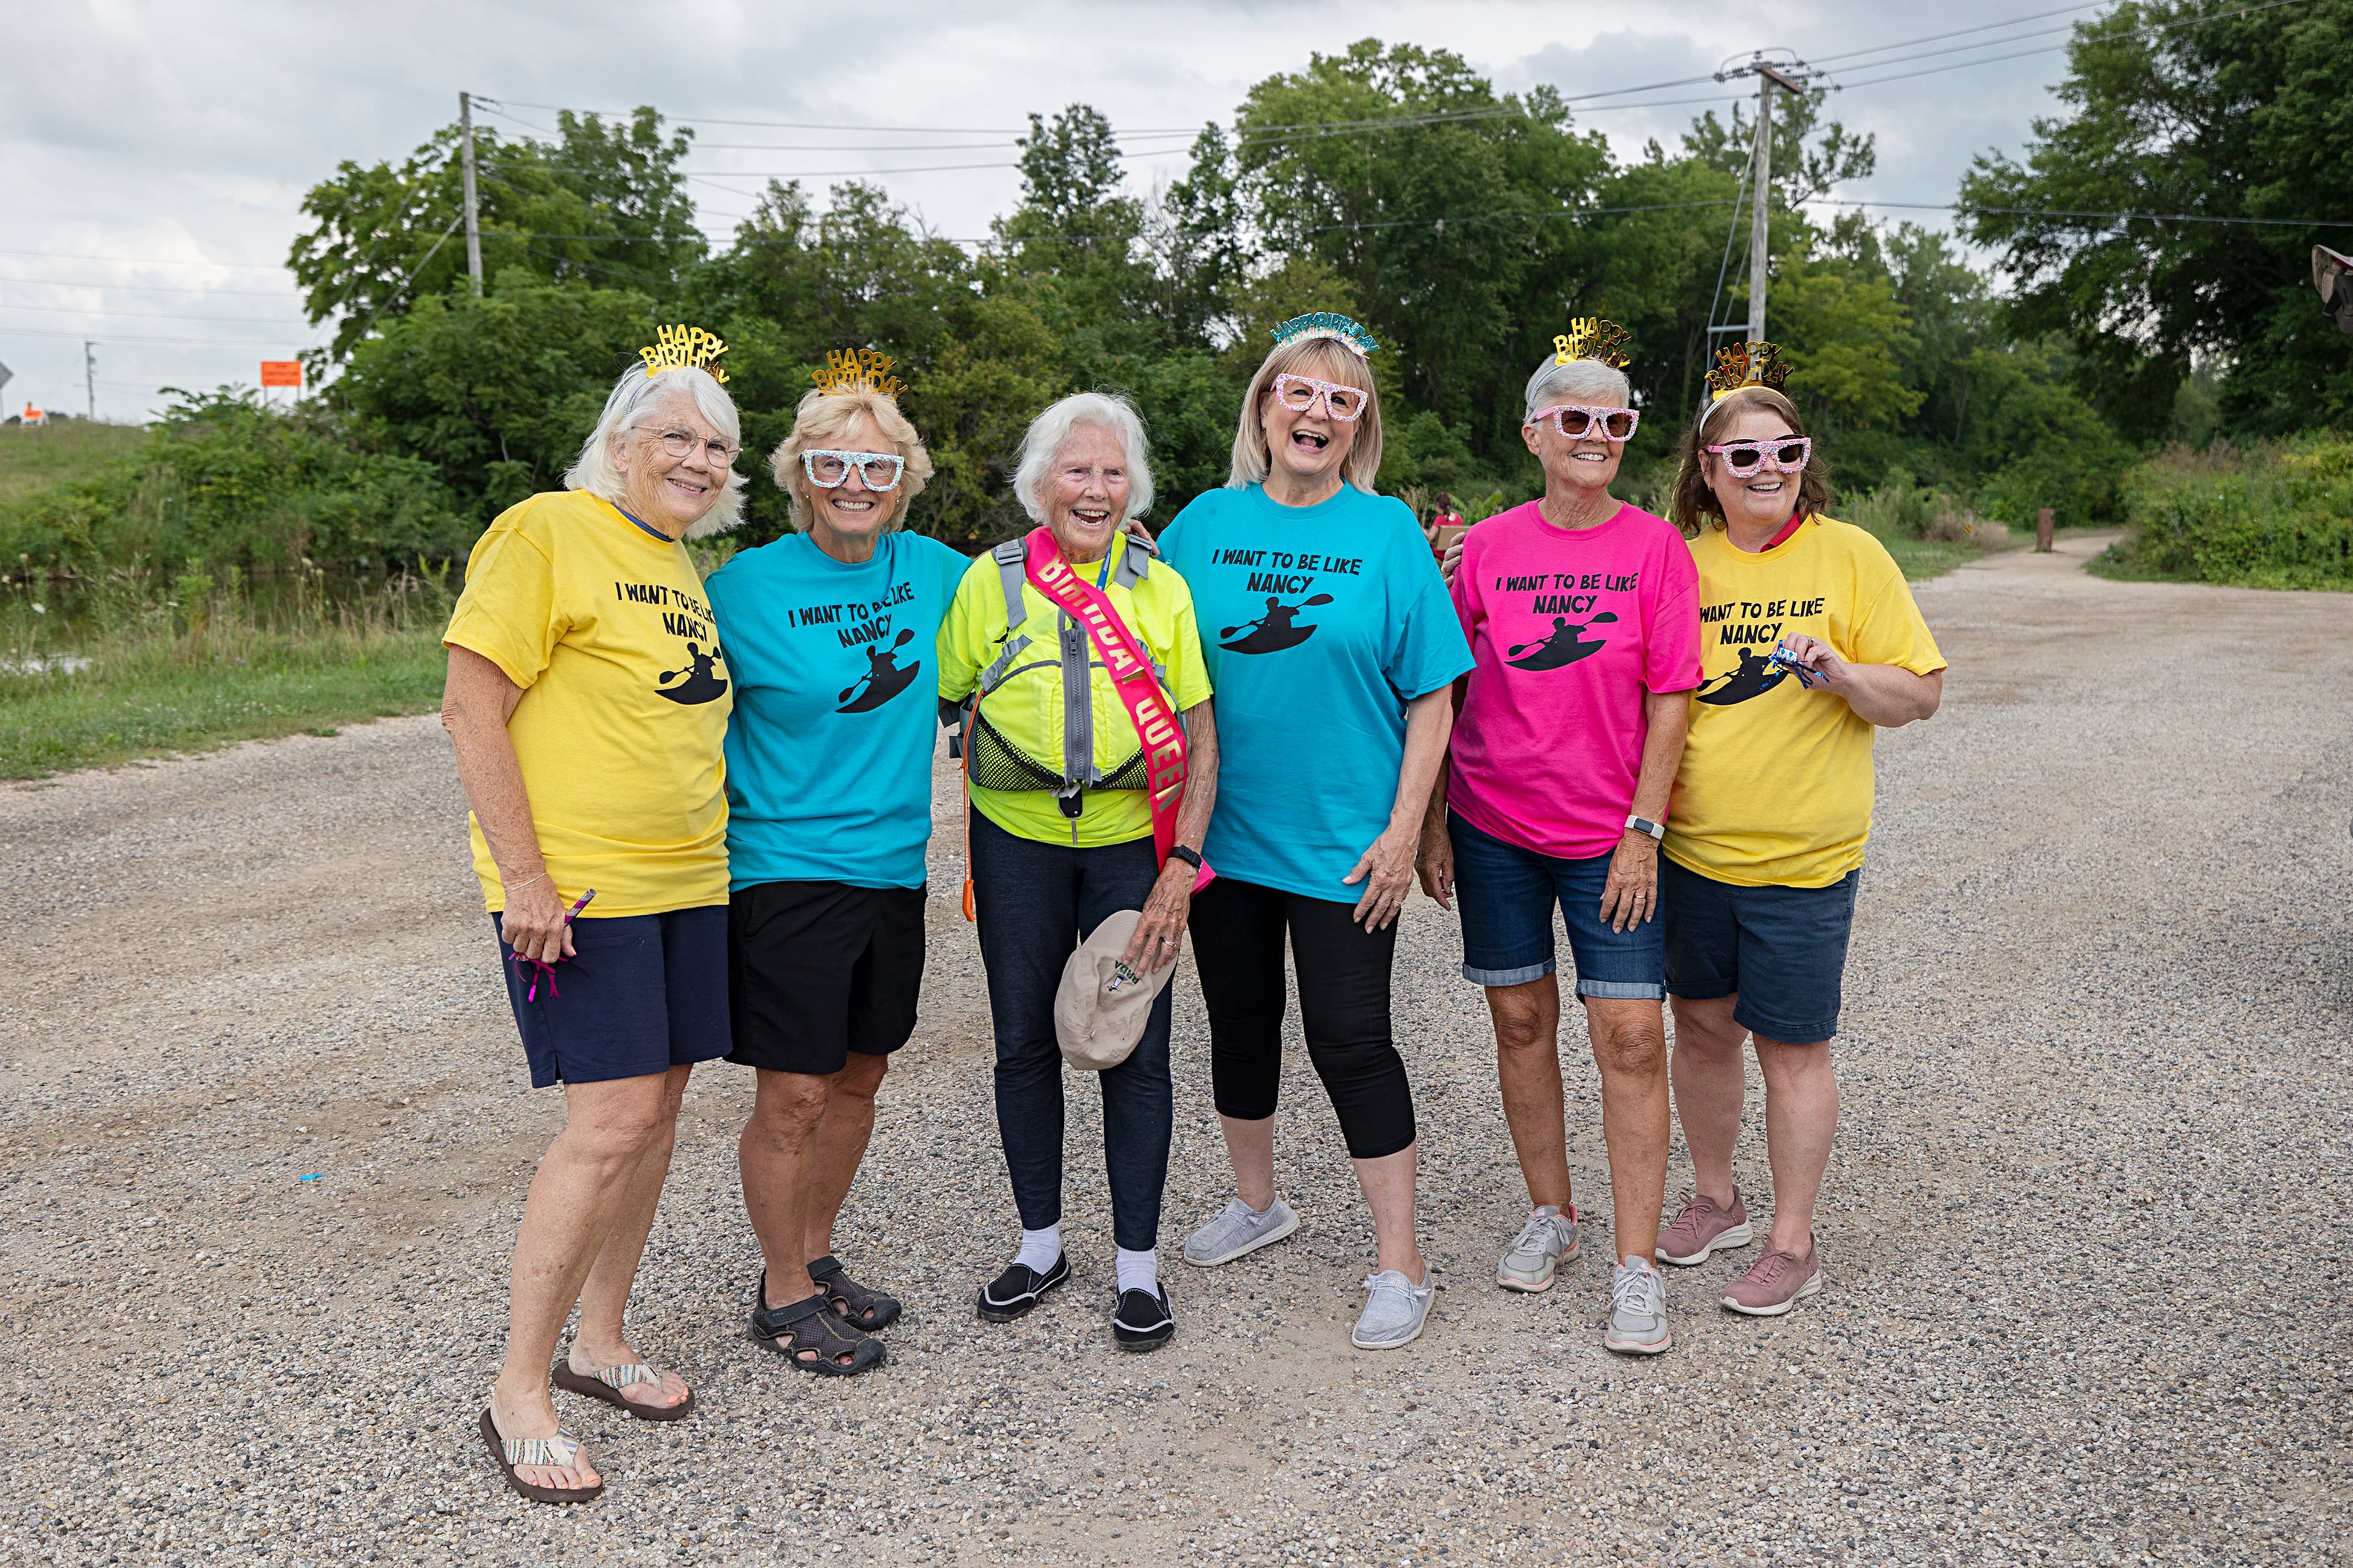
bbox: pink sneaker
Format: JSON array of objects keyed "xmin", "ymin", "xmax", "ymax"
[
  {"xmin": 1721, "ymin": 1237, "xmax": 1821, "ymax": 1316},
  {"xmin": 1657, "ymin": 1188, "xmax": 1753, "ymax": 1267}
]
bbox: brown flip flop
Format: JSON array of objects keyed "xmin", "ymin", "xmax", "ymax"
[
  {"xmin": 550, "ymin": 1359, "xmax": 697, "ymax": 1422},
  {"xmin": 479, "ymin": 1409, "xmax": 603, "ymax": 1505}
]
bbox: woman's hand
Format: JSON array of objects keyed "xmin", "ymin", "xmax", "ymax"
[
  {"xmin": 1440, "ymin": 535, "xmax": 1465, "ymax": 587},
  {"xmin": 1597, "ymin": 830, "xmax": 1660, "ymax": 933},
  {"xmin": 1344, "ymin": 824, "xmax": 1421, "ymax": 931},
  {"xmin": 499, "ymin": 871, "xmax": 577, "ymax": 966},
  {"xmin": 1778, "ymin": 634, "xmax": 1846, "ymax": 690},
  {"xmin": 1416, "ymin": 816, "xmax": 1455, "ymax": 911},
  {"xmin": 1123, "ymin": 857, "xmax": 1195, "ymax": 972}
]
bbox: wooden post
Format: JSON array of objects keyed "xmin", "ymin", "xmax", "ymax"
[{"xmin": 2036, "ymin": 507, "xmax": 2054, "ymax": 553}]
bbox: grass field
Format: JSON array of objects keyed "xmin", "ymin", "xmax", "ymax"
[
  {"xmin": 0, "ymin": 628, "xmax": 448, "ymax": 779},
  {"xmin": 0, "ymin": 420, "xmax": 146, "ymax": 506}
]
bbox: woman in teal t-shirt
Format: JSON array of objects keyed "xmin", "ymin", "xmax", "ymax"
[
  {"xmin": 1157, "ymin": 313, "xmax": 1473, "ymax": 1353},
  {"xmin": 704, "ymin": 377, "xmax": 966, "ymax": 1379}
]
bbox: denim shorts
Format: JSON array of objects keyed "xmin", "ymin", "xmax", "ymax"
[
  {"xmin": 495, "ymin": 905, "xmax": 733, "ymax": 1088},
  {"xmin": 1447, "ymin": 812, "xmax": 1665, "ymax": 1000},
  {"xmin": 1660, "ymin": 858, "xmax": 1859, "ymax": 1045}
]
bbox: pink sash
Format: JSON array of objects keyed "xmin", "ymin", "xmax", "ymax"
[{"xmin": 1022, "ymin": 527, "xmax": 1210, "ymax": 888}]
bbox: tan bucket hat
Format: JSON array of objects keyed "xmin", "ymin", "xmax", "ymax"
[{"xmin": 1054, "ymin": 911, "xmax": 1175, "ymax": 1070}]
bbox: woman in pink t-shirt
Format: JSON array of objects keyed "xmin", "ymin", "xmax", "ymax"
[{"xmin": 1417, "ymin": 331, "xmax": 1701, "ymax": 1355}]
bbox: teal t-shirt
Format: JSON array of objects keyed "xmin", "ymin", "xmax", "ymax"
[
  {"xmin": 705, "ymin": 530, "xmax": 970, "ymax": 890},
  {"xmin": 1159, "ymin": 483, "xmax": 1474, "ymax": 901}
]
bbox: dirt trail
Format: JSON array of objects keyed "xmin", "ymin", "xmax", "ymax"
[{"xmin": 2, "ymin": 533, "xmax": 2347, "ymax": 1567}]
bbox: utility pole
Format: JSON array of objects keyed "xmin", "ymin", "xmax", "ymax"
[
  {"xmin": 83, "ymin": 340, "xmax": 97, "ymax": 420},
  {"xmin": 1715, "ymin": 53, "xmax": 1819, "ymax": 346},
  {"xmin": 460, "ymin": 91, "xmax": 484, "ymax": 295}
]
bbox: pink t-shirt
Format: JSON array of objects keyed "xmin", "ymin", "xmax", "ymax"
[{"xmin": 1447, "ymin": 500, "xmax": 1702, "ymax": 860}]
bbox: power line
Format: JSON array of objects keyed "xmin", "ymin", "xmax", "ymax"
[
  {"xmin": 0, "ymin": 301, "xmax": 308, "ymax": 325},
  {"xmin": 0, "ymin": 248, "xmax": 288, "ymax": 270},
  {"xmin": 0, "ymin": 276, "xmax": 302, "ymax": 298}
]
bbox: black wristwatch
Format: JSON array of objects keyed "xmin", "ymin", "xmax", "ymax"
[{"xmin": 1169, "ymin": 844, "xmax": 1204, "ymax": 870}]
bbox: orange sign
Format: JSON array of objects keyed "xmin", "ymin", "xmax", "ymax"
[{"xmin": 259, "ymin": 360, "xmax": 302, "ymax": 388}]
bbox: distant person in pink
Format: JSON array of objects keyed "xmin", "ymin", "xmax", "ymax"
[{"xmin": 1418, "ymin": 327, "xmax": 1699, "ymax": 1355}]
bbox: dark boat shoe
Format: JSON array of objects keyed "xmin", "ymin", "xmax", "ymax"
[
  {"xmin": 1111, "ymin": 1283, "xmax": 1175, "ymax": 1352},
  {"xmin": 976, "ymin": 1253, "xmax": 1070, "ymax": 1323}
]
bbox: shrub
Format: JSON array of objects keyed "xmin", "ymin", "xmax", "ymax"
[{"xmin": 2120, "ymin": 437, "xmax": 2353, "ymax": 590}]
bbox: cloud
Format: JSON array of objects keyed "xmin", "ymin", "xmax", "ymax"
[{"xmin": 0, "ymin": 0, "xmax": 2085, "ymax": 417}]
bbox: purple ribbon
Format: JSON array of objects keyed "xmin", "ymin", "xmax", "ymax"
[{"xmin": 509, "ymin": 949, "xmax": 585, "ymax": 1003}]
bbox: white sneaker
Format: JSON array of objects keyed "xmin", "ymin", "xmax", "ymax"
[
  {"xmin": 1351, "ymin": 1268, "xmax": 1435, "ymax": 1350},
  {"xmin": 1495, "ymin": 1206, "xmax": 1580, "ymax": 1292},
  {"xmin": 1181, "ymin": 1197, "xmax": 1300, "ymax": 1267},
  {"xmin": 1604, "ymin": 1256, "xmax": 1672, "ymax": 1355}
]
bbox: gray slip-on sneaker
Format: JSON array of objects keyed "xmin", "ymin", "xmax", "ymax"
[
  {"xmin": 1496, "ymin": 1206, "xmax": 1580, "ymax": 1292},
  {"xmin": 1351, "ymin": 1267, "xmax": 1435, "ymax": 1350},
  {"xmin": 1603, "ymin": 1257, "xmax": 1672, "ymax": 1355},
  {"xmin": 1182, "ymin": 1197, "xmax": 1301, "ymax": 1267}
]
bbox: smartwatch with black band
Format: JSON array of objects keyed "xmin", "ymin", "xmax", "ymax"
[
  {"xmin": 1169, "ymin": 844, "xmax": 1204, "ymax": 870},
  {"xmin": 1624, "ymin": 814, "xmax": 1666, "ymax": 842}
]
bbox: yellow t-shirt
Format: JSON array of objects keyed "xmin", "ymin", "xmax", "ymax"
[
  {"xmin": 444, "ymin": 489, "xmax": 733, "ymax": 916},
  {"xmin": 937, "ymin": 533, "xmax": 1213, "ymax": 848},
  {"xmin": 1665, "ymin": 515, "xmax": 1946, "ymax": 888}
]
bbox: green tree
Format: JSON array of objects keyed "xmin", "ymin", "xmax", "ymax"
[
  {"xmin": 291, "ymin": 108, "xmax": 701, "ymax": 358},
  {"xmin": 1958, "ymin": 0, "xmax": 2353, "ymax": 436},
  {"xmin": 1232, "ymin": 40, "xmax": 1612, "ymax": 454},
  {"xmin": 333, "ymin": 272, "xmax": 658, "ymax": 514}
]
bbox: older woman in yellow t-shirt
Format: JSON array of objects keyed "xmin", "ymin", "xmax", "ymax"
[
  {"xmin": 441, "ymin": 340, "xmax": 744, "ymax": 1505},
  {"xmin": 1654, "ymin": 362, "xmax": 1945, "ymax": 1320}
]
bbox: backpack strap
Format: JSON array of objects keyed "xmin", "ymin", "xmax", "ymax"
[
  {"xmin": 1112, "ymin": 531, "xmax": 1155, "ymax": 591},
  {"xmin": 976, "ymin": 539, "xmax": 1036, "ymax": 693}
]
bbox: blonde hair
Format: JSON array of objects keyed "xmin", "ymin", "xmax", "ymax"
[
  {"xmin": 564, "ymin": 362, "xmax": 747, "ymax": 537},
  {"xmin": 1013, "ymin": 391, "xmax": 1155, "ymax": 522},
  {"xmin": 1227, "ymin": 336, "xmax": 1383, "ymax": 492},
  {"xmin": 768, "ymin": 388, "xmax": 935, "ymax": 532}
]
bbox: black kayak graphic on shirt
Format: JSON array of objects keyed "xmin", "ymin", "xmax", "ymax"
[
  {"xmin": 1695, "ymin": 646, "xmax": 1792, "ymax": 706},
  {"xmin": 835, "ymin": 628, "xmax": 923, "ymax": 714},
  {"xmin": 1504, "ymin": 611, "xmax": 1617, "ymax": 671},
  {"xmin": 656, "ymin": 643, "xmax": 730, "ymax": 705},
  {"xmin": 1219, "ymin": 594, "xmax": 1334, "ymax": 654}
]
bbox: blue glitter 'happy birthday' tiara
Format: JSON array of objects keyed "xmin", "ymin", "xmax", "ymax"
[{"xmin": 1270, "ymin": 312, "xmax": 1380, "ymax": 356}]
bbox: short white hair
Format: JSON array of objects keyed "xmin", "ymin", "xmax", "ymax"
[
  {"xmin": 1013, "ymin": 391, "xmax": 1155, "ymax": 523},
  {"xmin": 562, "ymin": 362, "xmax": 748, "ymax": 537},
  {"xmin": 1523, "ymin": 354, "xmax": 1632, "ymax": 421}
]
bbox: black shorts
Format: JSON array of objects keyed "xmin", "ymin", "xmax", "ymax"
[
  {"xmin": 727, "ymin": 880, "xmax": 926, "ymax": 1076},
  {"xmin": 1661, "ymin": 859, "xmax": 1860, "ymax": 1045},
  {"xmin": 495, "ymin": 906, "xmax": 732, "ymax": 1090}
]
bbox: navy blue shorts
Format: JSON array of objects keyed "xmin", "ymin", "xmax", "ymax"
[
  {"xmin": 1660, "ymin": 859, "xmax": 1859, "ymax": 1045},
  {"xmin": 1448, "ymin": 812, "xmax": 1665, "ymax": 1001},
  {"xmin": 495, "ymin": 905, "xmax": 733, "ymax": 1088}
]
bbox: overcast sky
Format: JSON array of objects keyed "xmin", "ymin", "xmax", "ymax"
[{"xmin": 0, "ymin": 0, "xmax": 2097, "ymax": 420}]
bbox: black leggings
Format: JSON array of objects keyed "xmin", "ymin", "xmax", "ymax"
[{"xmin": 1186, "ymin": 876, "xmax": 1415, "ymax": 1160}]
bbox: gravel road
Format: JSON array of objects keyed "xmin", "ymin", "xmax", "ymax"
[{"xmin": 3, "ymin": 533, "xmax": 2347, "ymax": 1567}]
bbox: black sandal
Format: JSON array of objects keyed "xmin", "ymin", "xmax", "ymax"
[
  {"xmin": 748, "ymin": 1272, "xmax": 886, "ymax": 1376},
  {"xmin": 809, "ymin": 1254, "xmax": 903, "ymax": 1332}
]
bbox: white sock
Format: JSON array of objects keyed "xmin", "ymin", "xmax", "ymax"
[
  {"xmin": 1115, "ymin": 1246, "xmax": 1159, "ymax": 1295},
  {"xmin": 1014, "ymin": 1224, "xmax": 1061, "ymax": 1274}
]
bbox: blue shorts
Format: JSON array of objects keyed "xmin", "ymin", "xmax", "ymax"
[
  {"xmin": 1447, "ymin": 812, "xmax": 1665, "ymax": 1001},
  {"xmin": 1661, "ymin": 859, "xmax": 1859, "ymax": 1045},
  {"xmin": 495, "ymin": 905, "xmax": 733, "ymax": 1088}
]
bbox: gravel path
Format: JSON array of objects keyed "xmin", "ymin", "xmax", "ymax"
[{"xmin": 3, "ymin": 533, "xmax": 2347, "ymax": 1567}]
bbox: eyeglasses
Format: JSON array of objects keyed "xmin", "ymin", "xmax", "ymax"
[
  {"xmin": 1531, "ymin": 404, "xmax": 1639, "ymax": 442},
  {"xmin": 653, "ymin": 428, "xmax": 740, "ymax": 465},
  {"xmin": 1704, "ymin": 437, "xmax": 1811, "ymax": 476},
  {"xmin": 801, "ymin": 449, "xmax": 906, "ymax": 490},
  {"xmin": 1270, "ymin": 373, "xmax": 1369, "ymax": 422}
]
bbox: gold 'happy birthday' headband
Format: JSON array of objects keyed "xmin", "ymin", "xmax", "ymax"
[
  {"xmin": 1704, "ymin": 340, "xmax": 1788, "ymax": 402},
  {"xmin": 812, "ymin": 348, "xmax": 905, "ymax": 400},
  {"xmin": 638, "ymin": 324, "xmax": 729, "ymax": 383},
  {"xmin": 1553, "ymin": 317, "xmax": 1632, "ymax": 369}
]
